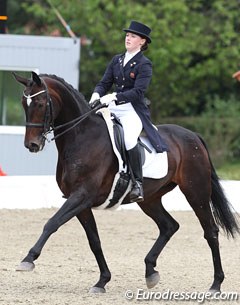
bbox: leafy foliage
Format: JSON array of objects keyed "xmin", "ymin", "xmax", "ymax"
[
  {"xmin": 7, "ymin": 0, "xmax": 240, "ymax": 117},
  {"xmin": 6, "ymin": 0, "xmax": 240, "ymax": 164}
]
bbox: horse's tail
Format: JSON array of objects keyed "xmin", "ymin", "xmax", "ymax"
[{"xmin": 197, "ymin": 134, "xmax": 240, "ymax": 238}]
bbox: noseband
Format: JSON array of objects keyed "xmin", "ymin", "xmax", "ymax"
[{"xmin": 23, "ymin": 78, "xmax": 54, "ymax": 137}]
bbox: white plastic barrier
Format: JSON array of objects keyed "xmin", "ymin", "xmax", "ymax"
[
  {"xmin": 0, "ymin": 176, "xmax": 239, "ymax": 212},
  {"xmin": 0, "ymin": 176, "xmax": 64, "ymax": 209}
]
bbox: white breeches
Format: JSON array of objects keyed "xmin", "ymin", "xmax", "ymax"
[{"xmin": 108, "ymin": 101, "xmax": 142, "ymax": 150}]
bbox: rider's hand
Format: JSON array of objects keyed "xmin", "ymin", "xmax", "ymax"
[
  {"xmin": 100, "ymin": 93, "xmax": 117, "ymax": 106},
  {"xmin": 89, "ymin": 92, "xmax": 100, "ymax": 105},
  {"xmin": 232, "ymin": 71, "xmax": 240, "ymax": 82}
]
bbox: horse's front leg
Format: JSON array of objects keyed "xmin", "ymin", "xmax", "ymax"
[
  {"xmin": 76, "ymin": 209, "xmax": 111, "ymax": 293},
  {"xmin": 16, "ymin": 192, "xmax": 90, "ymax": 271}
]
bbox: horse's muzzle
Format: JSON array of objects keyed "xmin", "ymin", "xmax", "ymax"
[{"xmin": 25, "ymin": 138, "xmax": 45, "ymax": 153}]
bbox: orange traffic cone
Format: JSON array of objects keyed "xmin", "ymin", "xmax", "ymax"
[{"xmin": 0, "ymin": 166, "xmax": 7, "ymax": 176}]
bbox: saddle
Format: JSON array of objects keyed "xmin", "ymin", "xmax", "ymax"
[
  {"xmin": 94, "ymin": 108, "xmax": 164, "ymax": 210},
  {"xmin": 111, "ymin": 113, "xmax": 147, "ymax": 167},
  {"xmin": 103, "ymin": 113, "xmax": 131, "ymax": 208}
]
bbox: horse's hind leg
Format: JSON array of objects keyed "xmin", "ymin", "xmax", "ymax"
[
  {"xmin": 180, "ymin": 185, "xmax": 224, "ymax": 292},
  {"xmin": 138, "ymin": 199, "xmax": 180, "ymax": 289}
]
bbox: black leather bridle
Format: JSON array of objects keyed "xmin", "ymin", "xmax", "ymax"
[
  {"xmin": 22, "ymin": 77, "xmax": 107, "ymax": 142},
  {"xmin": 23, "ymin": 78, "xmax": 54, "ymax": 140}
]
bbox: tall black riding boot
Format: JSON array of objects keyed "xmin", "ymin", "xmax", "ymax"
[{"xmin": 127, "ymin": 144, "xmax": 144, "ymax": 203}]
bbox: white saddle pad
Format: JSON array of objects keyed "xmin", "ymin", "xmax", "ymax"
[{"xmin": 141, "ymin": 136, "xmax": 168, "ymax": 179}]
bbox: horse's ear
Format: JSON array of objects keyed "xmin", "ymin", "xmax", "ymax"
[
  {"xmin": 31, "ymin": 71, "xmax": 42, "ymax": 87},
  {"xmin": 12, "ymin": 72, "xmax": 28, "ymax": 86}
]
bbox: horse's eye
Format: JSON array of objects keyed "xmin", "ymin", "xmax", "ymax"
[
  {"xmin": 31, "ymin": 100, "xmax": 44, "ymax": 109},
  {"xmin": 38, "ymin": 102, "xmax": 44, "ymax": 108}
]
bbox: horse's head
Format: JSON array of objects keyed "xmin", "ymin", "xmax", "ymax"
[{"xmin": 13, "ymin": 71, "xmax": 54, "ymax": 152}]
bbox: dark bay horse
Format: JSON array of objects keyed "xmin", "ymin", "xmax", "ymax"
[{"xmin": 14, "ymin": 71, "xmax": 239, "ymax": 293}]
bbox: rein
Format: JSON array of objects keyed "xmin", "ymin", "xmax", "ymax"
[{"xmin": 51, "ymin": 102, "xmax": 107, "ymax": 141}]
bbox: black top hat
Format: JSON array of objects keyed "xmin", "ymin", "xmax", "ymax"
[{"xmin": 123, "ymin": 20, "xmax": 152, "ymax": 43}]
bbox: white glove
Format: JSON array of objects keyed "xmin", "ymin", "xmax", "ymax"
[
  {"xmin": 100, "ymin": 93, "xmax": 117, "ymax": 106},
  {"xmin": 89, "ymin": 92, "xmax": 100, "ymax": 104}
]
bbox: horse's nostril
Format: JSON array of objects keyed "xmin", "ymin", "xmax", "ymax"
[{"xmin": 28, "ymin": 142, "xmax": 40, "ymax": 152}]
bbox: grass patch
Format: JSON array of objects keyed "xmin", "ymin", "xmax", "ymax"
[{"xmin": 216, "ymin": 162, "xmax": 240, "ymax": 180}]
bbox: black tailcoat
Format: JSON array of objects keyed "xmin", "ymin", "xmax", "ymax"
[{"xmin": 94, "ymin": 51, "xmax": 168, "ymax": 153}]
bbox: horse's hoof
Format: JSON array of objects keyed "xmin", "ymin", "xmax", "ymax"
[
  {"xmin": 89, "ymin": 286, "xmax": 106, "ymax": 293},
  {"xmin": 209, "ymin": 288, "xmax": 220, "ymax": 295},
  {"xmin": 146, "ymin": 271, "xmax": 160, "ymax": 289},
  {"xmin": 16, "ymin": 261, "xmax": 35, "ymax": 272}
]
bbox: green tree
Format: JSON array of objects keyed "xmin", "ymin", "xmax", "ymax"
[{"xmin": 7, "ymin": 0, "xmax": 240, "ymax": 121}]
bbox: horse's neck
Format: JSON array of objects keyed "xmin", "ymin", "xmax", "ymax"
[
  {"xmin": 54, "ymin": 95, "xmax": 107, "ymax": 145},
  {"xmin": 54, "ymin": 89, "xmax": 89, "ymax": 125},
  {"xmin": 54, "ymin": 113, "xmax": 109, "ymax": 160}
]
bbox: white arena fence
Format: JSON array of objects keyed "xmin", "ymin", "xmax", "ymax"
[{"xmin": 0, "ymin": 176, "xmax": 239, "ymax": 212}]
